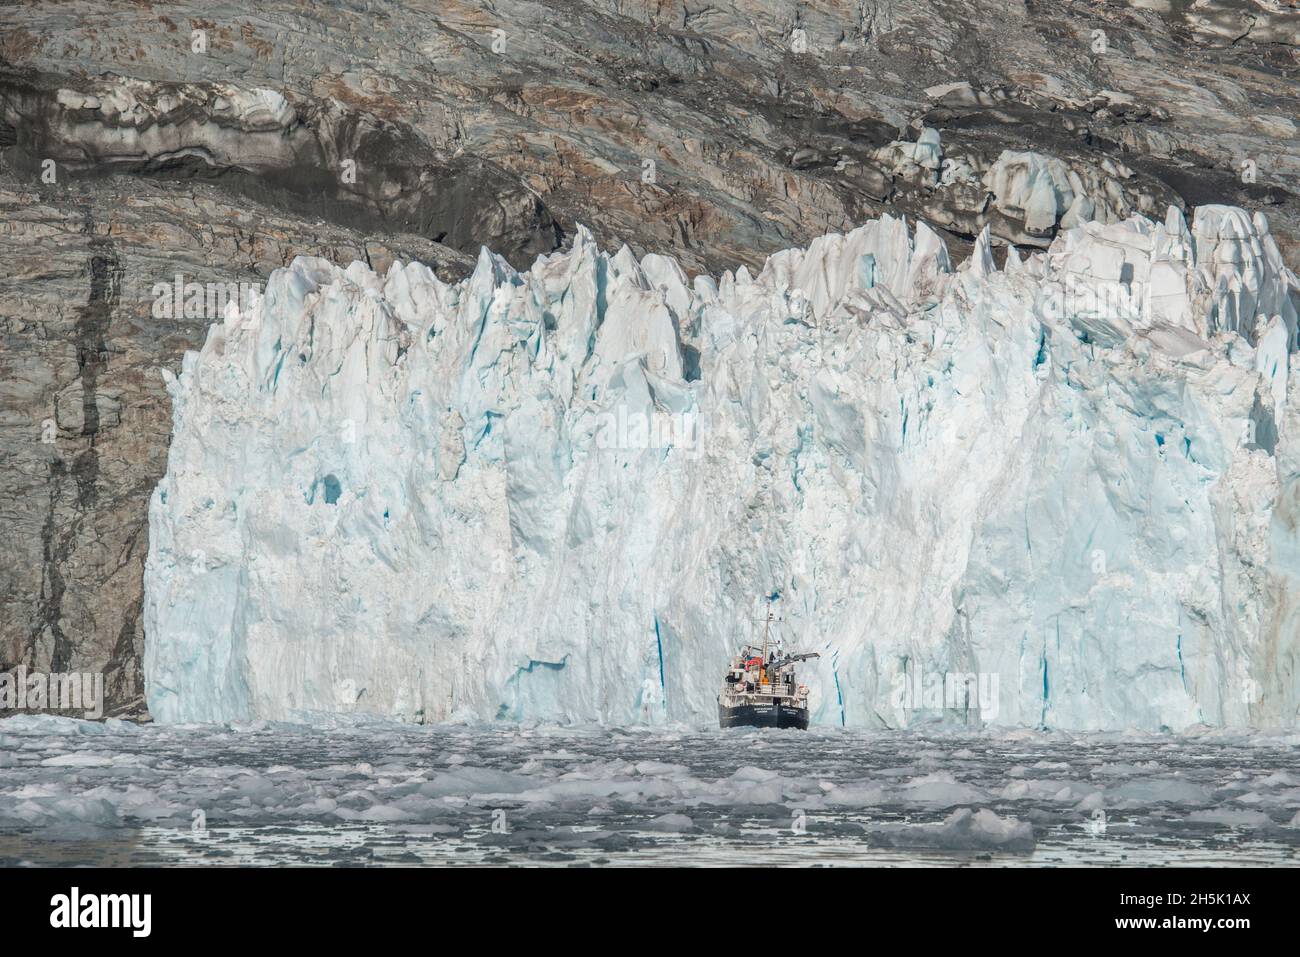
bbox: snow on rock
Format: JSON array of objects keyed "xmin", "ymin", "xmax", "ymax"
[
  {"xmin": 48, "ymin": 78, "xmax": 302, "ymax": 172},
  {"xmin": 874, "ymin": 126, "xmax": 945, "ymax": 186},
  {"xmin": 144, "ymin": 208, "xmax": 1300, "ymax": 730}
]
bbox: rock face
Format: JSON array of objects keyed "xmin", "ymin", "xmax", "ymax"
[
  {"xmin": 146, "ymin": 206, "xmax": 1300, "ymax": 730},
  {"xmin": 1, "ymin": 0, "xmax": 1298, "ymax": 719}
]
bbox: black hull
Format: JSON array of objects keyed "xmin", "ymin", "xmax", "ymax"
[{"xmin": 718, "ymin": 701, "xmax": 810, "ymax": 730}]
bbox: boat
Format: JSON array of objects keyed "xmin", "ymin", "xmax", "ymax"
[{"xmin": 717, "ymin": 606, "xmax": 819, "ymax": 730}]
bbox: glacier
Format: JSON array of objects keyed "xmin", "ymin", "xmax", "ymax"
[{"xmin": 143, "ymin": 205, "xmax": 1300, "ymax": 730}]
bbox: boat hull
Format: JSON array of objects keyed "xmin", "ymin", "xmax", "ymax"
[{"xmin": 718, "ymin": 700, "xmax": 810, "ymax": 730}]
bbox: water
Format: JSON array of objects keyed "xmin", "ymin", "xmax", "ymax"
[{"xmin": 2, "ymin": 716, "xmax": 1298, "ymax": 866}]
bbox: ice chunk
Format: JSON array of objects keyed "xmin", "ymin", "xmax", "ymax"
[
  {"xmin": 643, "ymin": 812, "xmax": 696, "ymax": 832},
  {"xmin": 867, "ymin": 807, "xmax": 1036, "ymax": 852}
]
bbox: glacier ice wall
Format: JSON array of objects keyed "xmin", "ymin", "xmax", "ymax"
[{"xmin": 144, "ymin": 206, "xmax": 1300, "ymax": 730}]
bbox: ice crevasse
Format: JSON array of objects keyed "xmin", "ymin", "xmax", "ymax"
[{"xmin": 144, "ymin": 205, "xmax": 1300, "ymax": 730}]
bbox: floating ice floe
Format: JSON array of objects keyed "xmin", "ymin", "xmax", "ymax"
[{"xmin": 865, "ymin": 807, "xmax": 1036, "ymax": 852}]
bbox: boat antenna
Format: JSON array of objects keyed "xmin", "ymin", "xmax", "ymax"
[{"xmin": 759, "ymin": 596, "xmax": 781, "ymax": 664}]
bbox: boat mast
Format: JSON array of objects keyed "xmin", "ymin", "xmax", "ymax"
[{"xmin": 760, "ymin": 598, "xmax": 776, "ymax": 680}]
